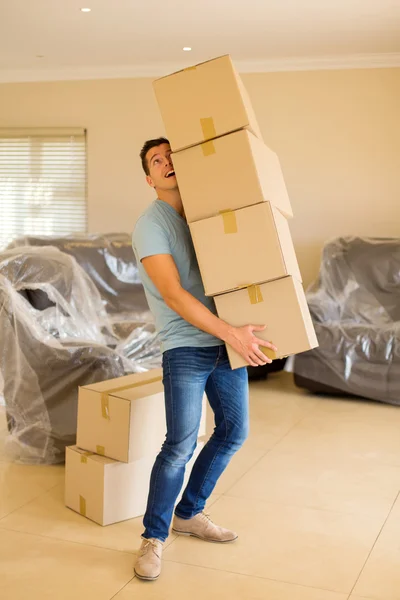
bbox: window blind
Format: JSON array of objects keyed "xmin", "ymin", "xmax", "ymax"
[{"xmin": 0, "ymin": 128, "xmax": 87, "ymax": 249}]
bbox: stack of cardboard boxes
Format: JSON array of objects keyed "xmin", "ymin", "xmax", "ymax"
[
  {"xmin": 65, "ymin": 369, "xmax": 206, "ymax": 525},
  {"xmin": 153, "ymin": 55, "xmax": 318, "ymax": 369}
]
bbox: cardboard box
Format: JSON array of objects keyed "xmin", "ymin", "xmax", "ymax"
[
  {"xmin": 190, "ymin": 202, "xmax": 301, "ymax": 297},
  {"xmin": 153, "ymin": 55, "xmax": 262, "ymax": 152},
  {"xmin": 65, "ymin": 441, "xmax": 204, "ymax": 526},
  {"xmin": 77, "ymin": 369, "xmax": 207, "ymax": 463},
  {"xmin": 172, "ymin": 129, "xmax": 293, "ymax": 223},
  {"xmin": 214, "ymin": 276, "xmax": 318, "ymax": 370}
]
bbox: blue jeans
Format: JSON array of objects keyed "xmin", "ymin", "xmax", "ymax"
[{"xmin": 142, "ymin": 345, "xmax": 249, "ymax": 542}]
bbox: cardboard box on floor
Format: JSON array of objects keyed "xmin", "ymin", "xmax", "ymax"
[
  {"xmin": 153, "ymin": 55, "xmax": 262, "ymax": 152},
  {"xmin": 65, "ymin": 441, "xmax": 205, "ymax": 526},
  {"xmin": 76, "ymin": 369, "xmax": 207, "ymax": 463},
  {"xmin": 190, "ymin": 202, "xmax": 301, "ymax": 297},
  {"xmin": 214, "ymin": 277, "xmax": 318, "ymax": 370},
  {"xmin": 172, "ymin": 129, "xmax": 293, "ymax": 223}
]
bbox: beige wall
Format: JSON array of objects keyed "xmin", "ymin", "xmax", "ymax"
[{"xmin": 0, "ymin": 68, "xmax": 399, "ymax": 286}]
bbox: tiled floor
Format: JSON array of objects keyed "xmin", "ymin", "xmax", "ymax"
[{"xmin": 1, "ymin": 373, "xmax": 399, "ymax": 599}]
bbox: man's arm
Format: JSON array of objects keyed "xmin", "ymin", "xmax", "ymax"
[{"xmin": 142, "ymin": 254, "xmax": 277, "ymax": 367}]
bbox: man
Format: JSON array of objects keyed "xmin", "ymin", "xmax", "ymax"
[{"xmin": 132, "ymin": 137, "xmax": 276, "ymax": 581}]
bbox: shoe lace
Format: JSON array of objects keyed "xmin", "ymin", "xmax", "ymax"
[
  {"xmin": 140, "ymin": 537, "xmax": 162, "ymax": 557},
  {"xmin": 199, "ymin": 512, "xmax": 214, "ymax": 525}
]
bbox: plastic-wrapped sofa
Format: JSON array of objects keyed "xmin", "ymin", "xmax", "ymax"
[
  {"xmin": 7, "ymin": 232, "xmax": 152, "ymax": 320},
  {"xmin": 294, "ymin": 237, "xmax": 400, "ymax": 405},
  {"xmin": 0, "ymin": 243, "xmax": 161, "ymax": 464},
  {"xmin": 5, "ymin": 233, "xmax": 163, "ymax": 367}
]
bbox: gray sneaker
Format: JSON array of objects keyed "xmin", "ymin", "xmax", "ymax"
[
  {"xmin": 172, "ymin": 512, "xmax": 238, "ymax": 543},
  {"xmin": 134, "ymin": 537, "xmax": 163, "ymax": 581}
]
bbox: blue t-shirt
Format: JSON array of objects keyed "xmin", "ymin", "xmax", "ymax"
[{"xmin": 132, "ymin": 199, "xmax": 223, "ymax": 352}]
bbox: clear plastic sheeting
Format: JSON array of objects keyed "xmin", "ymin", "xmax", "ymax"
[
  {"xmin": 294, "ymin": 237, "xmax": 400, "ymax": 405},
  {"xmin": 0, "ymin": 369, "xmax": 4, "ymax": 406},
  {"xmin": 115, "ymin": 322, "xmax": 163, "ymax": 371},
  {"xmin": 7, "ymin": 233, "xmax": 151, "ymax": 318},
  {"xmin": 0, "ymin": 246, "xmax": 110, "ymax": 344},
  {"xmin": 0, "ymin": 240, "xmax": 162, "ymax": 464}
]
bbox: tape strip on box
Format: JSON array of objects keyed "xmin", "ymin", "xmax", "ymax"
[
  {"xmin": 247, "ymin": 285, "xmax": 263, "ymax": 304},
  {"xmin": 79, "ymin": 495, "xmax": 86, "ymax": 517},
  {"xmin": 201, "ymin": 141, "xmax": 216, "ymax": 156},
  {"xmin": 260, "ymin": 346, "xmax": 277, "ymax": 360},
  {"xmin": 200, "ymin": 117, "xmax": 216, "ymax": 156},
  {"xmin": 101, "ymin": 395, "xmax": 109, "ymax": 420},
  {"xmin": 80, "ymin": 451, "xmax": 94, "ymax": 464},
  {"xmin": 200, "ymin": 117, "xmax": 216, "ymax": 140},
  {"xmin": 219, "ymin": 210, "xmax": 237, "ymax": 234}
]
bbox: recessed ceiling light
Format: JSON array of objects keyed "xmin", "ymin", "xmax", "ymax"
[
  {"xmin": 81, "ymin": 7, "xmax": 91, "ymax": 12},
  {"xmin": 183, "ymin": 47, "xmax": 192, "ymax": 52}
]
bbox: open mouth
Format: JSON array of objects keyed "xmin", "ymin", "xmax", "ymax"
[{"xmin": 165, "ymin": 170, "xmax": 175, "ymax": 178}]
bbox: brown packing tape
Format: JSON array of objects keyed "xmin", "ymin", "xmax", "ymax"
[
  {"xmin": 99, "ymin": 375, "xmax": 163, "ymax": 419},
  {"xmin": 101, "ymin": 395, "xmax": 109, "ymax": 420},
  {"xmin": 219, "ymin": 210, "xmax": 237, "ymax": 234},
  {"xmin": 248, "ymin": 285, "xmax": 263, "ymax": 304},
  {"xmin": 201, "ymin": 140, "xmax": 216, "ymax": 157},
  {"xmin": 96, "ymin": 445, "xmax": 105, "ymax": 456},
  {"xmin": 260, "ymin": 346, "xmax": 277, "ymax": 361},
  {"xmin": 200, "ymin": 117, "xmax": 216, "ymax": 141},
  {"xmin": 79, "ymin": 495, "xmax": 86, "ymax": 517},
  {"xmin": 80, "ymin": 451, "xmax": 94, "ymax": 464}
]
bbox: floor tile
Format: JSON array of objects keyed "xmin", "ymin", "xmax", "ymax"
[
  {"xmin": 0, "ymin": 528, "xmax": 134, "ymax": 600},
  {"xmin": 247, "ymin": 375, "xmax": 319, "ymax": 441},
  {"xmin": 213, "ymin": 442, "xmax": 273, "ymax": 495},
  {"xmin": 228, "ymin": 447, "xmax": 400, "ymax": 517},
  {"xmin": 163, "ymin": 495, "xmax": 383, "ymax": 594},
  {"xmin": 314, "ymin": 396, "xmax": 400, "ymax": 420},
  {"xmin": 0, "ymin": 460, "xmax": 64, "ymax": 519},
  {"xmin": 270, "ymin": 399, "xmax": 400, "ymax": 467},
  {"xmin": 353, "ymin": 494, "xmax": 400, "ymax": 600},
  {"xmin": 0, "ymin": 482, "xmax": 220, "ymax": 553},
  {"xmin": 0, "ymin": 483, "xmax": 172, "ymax": 553},
  {"xmin": 115, "ymin": 560, "xmax": 347, "ymax": 600},
  {"xmin": 2, "ymin": 374, "xmax": 399, "ymax": 599}
]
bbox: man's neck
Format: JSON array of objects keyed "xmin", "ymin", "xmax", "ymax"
[{"xmin": 157, "ymin": 189, "xmax": 185, "ymax": 219}]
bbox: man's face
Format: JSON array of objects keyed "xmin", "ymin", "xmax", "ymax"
[{"xmin": 145, "ymin": 143, "xmax": 177, "ymax": 192}]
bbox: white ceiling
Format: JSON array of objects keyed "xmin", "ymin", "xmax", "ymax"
[{"xmin": 1, "ymin": 0, "xmax": 400, "ymax": 82}]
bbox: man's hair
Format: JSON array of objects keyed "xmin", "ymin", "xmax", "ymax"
[{"xmin": 140, "ymin": 137, "xmax": 170, "ymax": 176}]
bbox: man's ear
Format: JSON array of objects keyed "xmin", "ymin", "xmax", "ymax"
[{"xmin": 146, "ymin": 175, "xmax": 155, "ymax": 188}]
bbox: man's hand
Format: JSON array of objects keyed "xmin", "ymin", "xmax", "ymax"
[{"xmin": 224, "ymin": 324, "xmax": 277, "ymax": 367}]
